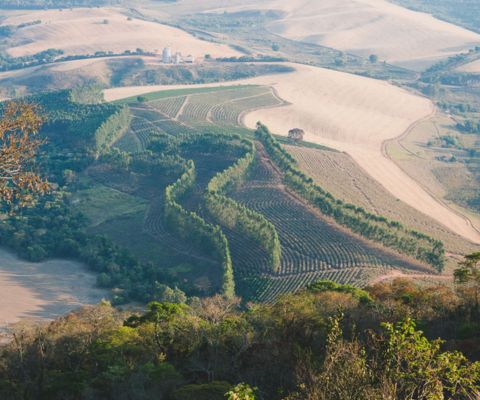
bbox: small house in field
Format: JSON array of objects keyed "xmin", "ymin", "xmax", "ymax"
[{"xmin": 288, "ymin": 128, "xmax": 305, "ymax": 141}]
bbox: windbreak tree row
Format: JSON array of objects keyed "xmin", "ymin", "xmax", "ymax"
[
  {"xmin": 164, "ymin": 160, "xmax": 235, "ymax": 298},
  {"xmin": 206, "ymin": 136, "xmax": 282, "ymax": 272},
  {"xmin": 255, "ymin": 123, "xmax": 446, "ymax": 271},
  {"xmin": 95, "ymin": 106, "xmax": 132, "ymax": 156}
]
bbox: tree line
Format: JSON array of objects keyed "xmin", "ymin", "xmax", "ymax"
[
  {"xmin": 255, "ymin": 123, "xmax": 446, "ymax": 270},
  {"xmin": 164, "ymin": 160, "xmax": 235, "ymax": 298},
  {"xmin": 1, "ymin": 260, "xmax": 479, "ymax": 399},
  {"xmin": 206, "ymin": 136, "xmax": 281, "ymax": 272}
]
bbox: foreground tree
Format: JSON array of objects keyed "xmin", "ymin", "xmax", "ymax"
[
  {"xmin": 287, "ymin": 317, "xmax": 480, "ymax": 400},
  {"xmin": 0, "ymin": 102, "xmax": 49, "ymax": 207},
  {"xmin": 454, "ymin": 252, "xmax": 480, "ymax": 318}
]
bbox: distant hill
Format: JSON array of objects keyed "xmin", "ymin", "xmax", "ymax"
[
  {"xmin": 390, "ymin": 0, "xmax": 480, "ymax": 33},
  {"xmin": 0, "ymin": 0, "xmax": 119, "ymax": 9}
]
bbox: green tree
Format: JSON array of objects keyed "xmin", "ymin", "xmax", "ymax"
[
  {"xmin": 225, "ymin": 383, "xmax": 257, "ymax": 400},
  {"xmin": 454, "ymin": 252, "xmax": 480, "ymax": 317},
  {"xmin": 379, "ymin": 319, "xmax": 480, "ymax": 399}
]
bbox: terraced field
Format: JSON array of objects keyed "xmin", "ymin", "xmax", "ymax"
[
  {"xmin": 210, "ymin": 93, "xmax": 283, "ymax": 126},
  {"xmin": 114, "ymin": 86, "xmax": 282, "ymax": 153},
  {"xmin": 285, "ymin": 144, "xmax": 478, "ymax": 265},
  {"xmin": 149, "ymin": 96, "xmax": 187, "ymax": 119},
  {"xmin": 229, "ymin": 143, "xmax": 431, "ymax": 302},
  {"xmin": 107, "ymin": 85, "xmax": 438, "ymax": 302}
]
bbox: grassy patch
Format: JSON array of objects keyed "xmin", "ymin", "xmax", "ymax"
[
  {"xmin": 91, "ymin": 211, "xmax": 221, "ymax": 295},
  {"xmin": 114, "ymin": 85, "xmax": 259, "ymax": 105},
  {"xmin": 73, "ymin": 184, "xmax": 147, "ymax": 227}
]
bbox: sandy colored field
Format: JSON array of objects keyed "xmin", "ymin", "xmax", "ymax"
[
  {"xmin": 0, "ymin": 249, "xmax": 106, "ymax": 330},
  {"xmin": 457, "ymin": 59, "xmax": 480, "ymax": 73},
  {"xmin": 2, "ymin": 8, "xmax": 240, "ymax": 59},
  {"xmin": 265, "ymin": 0, "xmax": 480, "ymax": 70},
  {"xmin": 105, "ymin": 62, "xmax": 480, "ymax": 244},
  {"xmin": 144, "ymin": 0, "xmax": 480, "ymax": 70}
]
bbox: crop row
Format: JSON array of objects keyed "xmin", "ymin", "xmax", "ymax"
[
  {"xmin": 206, "ymin": 137, "xmax": 282, "ymax": 272},
  {"xmin": 177, "ymin": 87, "xmax": 272, "ymax": 123},
  {"xmin": 129, "ymin": 106, "xmax": 164, "ymax": 121},
  {"xmin": 210, "ymin": 92, "xmax": 282, "ymax": 126},
  {"xmin": 234, "ymin": 185, "xmax": 403, "ymax": 276},
  {"xmin": 148, "ymin": 96, "xmax": 187, "ymax": 118},
  {"xmin": 164, "ymin": 160, "xmax": 235, "ymax": 298},
  {"xmin": 243, "ymin": 267, "xmax": 388, "ymax": 303},
  {"xmin": 255, "ymin": 123, "xmax": 446, "ymax": 271},
  {"xmin": 113, "ymin": 129, "xmax": 142, "ymax": 153}
]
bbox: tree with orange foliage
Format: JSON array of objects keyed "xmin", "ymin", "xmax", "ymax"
[{"xmin": 0, "ymin": 102, "xmax": 49, "ymax": 207}]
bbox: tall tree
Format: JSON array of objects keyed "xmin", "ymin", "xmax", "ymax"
[
  {"xmin": 0, "ymin": 102, "xmax": 49, "ymax": 207},
  {"xmin": 454, "ymin": 252, "xmax": 480, "ymax": 317}
]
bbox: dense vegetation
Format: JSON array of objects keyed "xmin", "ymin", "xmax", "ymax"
[
  {"xmin": 255, "ymin": 123, "xmax": 446, "ymax": 270},
  {"xmin": 206, "ymin": 138, "xmax": 281, "ymax": 272},
  {"xmin": 164, "ymin": 159, "xmax": 235, "ymax": 298},
  {"xmin": 27, "ymin": 90, "xmax": 126, "ymax": 154},
  {"xmin": 111, "ymin": 61, "xmax": 294, "ymax": 87},
  {"xmin": 0, "ymin": 271, "xmax": 479, "ymax": 399},
  {"xmin": 0, "ymin": 48, "xmax": 65, "ymax": 72},
  {"xmin": 0, "ymin": 92, "xmax": 191, "ymax": 304}
]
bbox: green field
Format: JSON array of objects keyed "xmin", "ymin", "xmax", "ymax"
[
  {"xmin": 0, "ymin": 86, "xmax": 449, "ymax": 303},
  {"xmin": 73, "ymin": 184, "xmax": 147, "ymax": 227},
  {"xmin": 97, "ymin": 85, "xmax": 443, "ymax": 301}
]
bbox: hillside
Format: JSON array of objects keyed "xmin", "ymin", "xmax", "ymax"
[
  {"xmin": 0, "ymin": 0, "xmax": 118, "ymax": 8},
  {"xmin": 0, "ymin": 86, "xmax": 448, "ymax": 309},
  {"xmin": 104, "ymin": 85, "xmax": 450, "ymax": 301},
  {"xmin": 1, "ymin": 277, "xmax": 479, "ymax": 399},
  {"xmin": 390, "ymin": 0, "xmax": 480, "ymax": 33},
  {"xmin": 146, "ymin": 0, "xmax": 480, "ymax": 70},
  {"xmin": 0, "ymin": 8, "xmax": 239, "ymax": 59},
  {"xmin": 457, "ymin": 58, "xmax": 480, "ymax": 72},
  {"xmin": 1, "ymin": 3, "xmax": 480, "ymax": 399},
  {"xmin": 106, "ymin": 62, "xmax": 480, "ymax": 244},
  {"xmin": 286, "ymin": 144, "xmax": 478, "ymax": 263},
  {"xmin": 0, "ymin": 56, "xmax": 292, "ymax": 98}
]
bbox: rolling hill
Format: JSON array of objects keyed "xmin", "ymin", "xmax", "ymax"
[{"xmin": 1, "ymin": 7, "xmax": 240, "ymax": 59}]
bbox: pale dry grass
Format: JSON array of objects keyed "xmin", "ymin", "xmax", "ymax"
[
  {"xmin": 149, "ymin": 0, "xmax": 480, "ymax": 70},
  {"xmin": 265, "ymin": 0, "xmax": 480, "ymax": 70},
  {"xmin": 457, "ymin": 59, "xmax": 480, "ymax": 73},
  {"xmin": 2, "ymin": 8, "xmax": 240, "ymax": 59},
  {"xmin": 0, "ymin": 249, "xmax": 106, "ymax": 330}
]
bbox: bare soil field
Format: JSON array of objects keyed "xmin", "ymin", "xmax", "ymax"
[
  {"xmin": 457, "ymin": 59, "xmax": 480, "ymax": 73},
  {"xmin": 0, "ymin": 249, "xmax": 106, "ymax": 331},
  {"xmin": 146, "ymin": 0, "xmax": 480, "ymax": 70},
  {"xmin": 265, "ymin": 0, "xmax": 480, "ymax": 70},
  {"xmin": 104, "ymin": 62, "xmax": 480, "ymax": 244},
  {"xmin": 386, "ymin": 111, "xmax": 480, "ymax": 236},
  {"xmin": 2, "ymin": 8, "xmax": 240, "ymax": 59}
]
